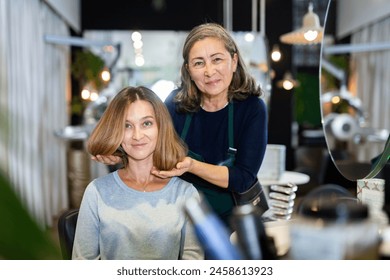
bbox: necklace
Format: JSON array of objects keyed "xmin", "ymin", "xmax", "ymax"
[
  {"xmin": 141, "ymin": 183, "xmax": 148, "ymax": 192},
  {"xmin": 136, "ymin": 180, "xmax": 150, "ymax": 192},
  {"xmin": 120, "ymin": 169, "xmax": 151, "ymax": 192}
]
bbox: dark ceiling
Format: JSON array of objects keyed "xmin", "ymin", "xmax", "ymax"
[
  {"xmin": 81, "ymin": 0, "xmax": 293, "ymax": 45},
  {"xmin": 80, "ymin": 0, "xmax": 297, "ymax": 109}
]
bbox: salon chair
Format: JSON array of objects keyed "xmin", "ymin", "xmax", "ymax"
[
  {"xmin": 296, "ymin": 184, "xmax": 355, "ymax": 215},
  {"xmin": 57, "ymin": 208, "xmax": 79, "ymax": 260}
]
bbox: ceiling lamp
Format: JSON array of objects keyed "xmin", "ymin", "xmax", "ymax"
[
  {"xmin": 277, "ymin": 72, "xmax": 300, "ymax": 91},
  {"xmin": 279, "ymin": 2, "xmax": 323, "ymax": 45}
]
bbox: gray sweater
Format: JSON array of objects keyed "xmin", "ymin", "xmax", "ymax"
[{"xmin": 72, "ymin": 171, "xmax": 204, "ymax": 260}]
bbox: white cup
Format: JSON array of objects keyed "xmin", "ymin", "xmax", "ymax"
[{"xmin": 357, "ymin": 178, "xmax": 387, "ymax": 227}]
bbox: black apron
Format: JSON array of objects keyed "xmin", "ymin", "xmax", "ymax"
[{"xmin": 180, "ymin": 103, "xmax": 236, "ymax": 224}]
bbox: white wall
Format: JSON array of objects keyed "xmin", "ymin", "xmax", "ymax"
[
  {"xmin": 337, "ymin": 0, "xmax": 390, "ymax": 39},
  {"xmin": 44, "ymin": 0, "xmax": 80, "ymax": 32}
]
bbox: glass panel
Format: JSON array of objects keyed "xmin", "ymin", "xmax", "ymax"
[{"xmin": 320, "ymin": 0, "xmax": 390, "ymax": 181}]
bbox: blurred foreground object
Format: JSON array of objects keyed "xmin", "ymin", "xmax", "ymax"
[
  {"xmin": 184, "ymin": 196, "xmax": 242, "ymax": 260},
  {"xmin": 230, "ymin": 204, "xmax": 278, "ymax": 260},
  {"xmin": 291, "ymin": 185, "xmax": 380, "ymax": 259},
  {"xmin": 0, "ymin": 172, "xmax": 61, "ymax": 259}
]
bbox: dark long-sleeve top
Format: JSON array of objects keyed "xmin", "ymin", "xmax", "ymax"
[{"xmin": 165, "ymin": 90, "xmax": 268, "ymax": 194}]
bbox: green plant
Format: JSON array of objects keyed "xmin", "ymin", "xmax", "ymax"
[
  {"xmin": 295, "ymin": 72, "xmax": 322, "ymax": 127},
  {"xmin": 0, "ymin": 172, "xmax": 61, "ymax": 259},
  {"xmin": 71, "ymin": 49, "xmax": 105, "ymax": 91}
]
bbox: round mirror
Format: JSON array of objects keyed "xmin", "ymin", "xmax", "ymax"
[{"xmin": 320, "ymin": 0, "xmax": 390, "ymax": 181}]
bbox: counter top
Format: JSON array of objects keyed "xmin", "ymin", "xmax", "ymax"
[{"xmin": 260, "ymin": 171, "xmax": 310, "ymax": 186}]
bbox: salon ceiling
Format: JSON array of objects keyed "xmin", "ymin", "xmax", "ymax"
[{"xmin": 81, "ymin": 0, "xmax": 292, "ymax": 44}]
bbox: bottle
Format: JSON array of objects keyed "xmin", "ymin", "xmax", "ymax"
[
  {"xmin": 230, "ymin": 204, "xmax": 278, "ymax": 260},
  {"xmin": 184, "ymin": 195, "xmax": 242, "ymax": 260}
]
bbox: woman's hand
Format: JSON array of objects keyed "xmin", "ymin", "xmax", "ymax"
[
  {"xmin": 91, "ymin": 155, "xmax": 121, "ymax": 165},
  {"xmin": 152, "ymin": 156, "xmax": 229, "ymax": 188},
  {"xmin": 151, "ymin": 157, "xmax": 193, "ymax": 178}
]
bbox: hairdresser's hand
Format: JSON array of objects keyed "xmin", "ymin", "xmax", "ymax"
[
  {"xmin": 92, "ymin": 154, "xmax": 121, "ymax": 165},
  {"xmin": 151, "ymin": 157, "xmax": 193, "ymax": 178}
]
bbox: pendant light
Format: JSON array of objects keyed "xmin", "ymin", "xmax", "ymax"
[
  {"xmin": 279, "ymin": 2, "xmax": 323, "ymax": 45},
  {"xmin": 277, "ymin": 71, "xmax": 300, "ymax": 91}
]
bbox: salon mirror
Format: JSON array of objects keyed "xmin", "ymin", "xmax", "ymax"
[{"xmin": 320, "ymin": 0, "xmax": 390, "ymax": 181}]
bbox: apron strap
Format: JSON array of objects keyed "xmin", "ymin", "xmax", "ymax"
[
  {"xmin": 181, "ymin": 113, "xmax": 193, "ymax": 141},
  {"xmin": 228, "ymin": 102, "xmax": 234, "ymax": 148}
]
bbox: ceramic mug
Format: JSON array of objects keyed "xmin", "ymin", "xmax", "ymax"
[{"xmin": 357, "ymin": 178, "xmax": 387, "ymax": 226}]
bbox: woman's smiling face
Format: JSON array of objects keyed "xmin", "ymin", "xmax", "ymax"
[
  {"xmin": 121, "ymin": 100, "xmax": 158, "ymax": 162},
  {"xmin": 187, "ymin": 37, "xmax": 237, "ymax": 99}
]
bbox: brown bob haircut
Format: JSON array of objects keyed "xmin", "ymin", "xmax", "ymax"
[{"xmin": 87, "ymin": 86, "xmax": 187, "ymax": 170}]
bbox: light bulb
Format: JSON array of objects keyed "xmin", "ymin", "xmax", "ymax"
[
  {"xmin": 101, "ymin": 69, "xmax": 111, "ymax": 82},
  {"xmin": 331, "ymin": 96, "xmax": 341, "ymax": 104},
  {"xmin": 131, "ymin": 31, "xmax": 142, "ymax": 42},
  {"xmin": 244, "ymin": 33, "xmax": 255, "ymax": 42},
  {"xmin": 81, "ymin": 89, "xmax": 90, "ymax": 100},
  {"xmin": 277, "ymin": 72, "xmax": 299, "ymax": 90},
  {"xmin": 90, "ymin": 92, "xmax": 99, "ymax": 101},
  {"xmin": 135, "ymin": 55, "xmax": 145, "ymax": 66},
  {"xmin": 304, "ymin": 30, "xmax": 318, "ymax": 41},
  {"xmin": 283, "ymin": 80, "xmax": 294, "ymax": 91},
  {"xmin": 271, "ymin": 45, "xmax": 281, "ymax": 62},
  {"xmin": 133, "ymin": 40, "xmax": 143, "ymax": 49}
]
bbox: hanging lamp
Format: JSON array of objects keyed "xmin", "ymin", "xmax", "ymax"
[
  {"xmin": 280, "ymin": 2, "xmax": 323, "ymax": 45},
  {"xmin": 277, "ymin": 71, "xmax": 300, "ymax": 90}
]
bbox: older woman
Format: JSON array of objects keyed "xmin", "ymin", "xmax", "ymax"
[{"xmin": 156, "ymin": 23, "xmax": 268, "ymax": 225}]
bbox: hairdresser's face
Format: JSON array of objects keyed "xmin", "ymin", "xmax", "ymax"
[
  {"xmin": 187, "ymin": 37, "xmax": 237, "ymax": 99},
  {"xmin": 121, "ymin": 100, "xmax": 158, "ymax": 163}
]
